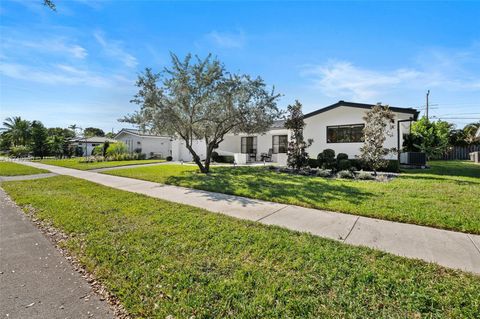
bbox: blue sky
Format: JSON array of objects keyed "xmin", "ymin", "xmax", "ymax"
[{"xmin": 1, "ymin": 0, "xmax": 479, "ymax": 132}]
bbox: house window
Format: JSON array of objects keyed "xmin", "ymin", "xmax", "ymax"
[
  {"xmin": 327, "ymin": 124, "xmax": 365, "ymax": 143},
  {"xmin": 272, "ymin": 135, "xmax": 288, "ymax": 153},
  {"xmin": 241, "ymin": 136, "xmax": 257, "ymax": 154}
]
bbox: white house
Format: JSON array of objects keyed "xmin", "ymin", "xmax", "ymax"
[
  {"xmin": 115, "ymin": 101, "xmax": 419, "ymax": 164},
  {"xmin": 71, "ymin": 136, "xmax": 117, "ymax": 156},
  {"xmin": 214, "ymin": 101, "xmax": 419, "ymax": 164},
  {"xmin": 115, "ymin": 129, "xmax": 172, "ymax": 159}
]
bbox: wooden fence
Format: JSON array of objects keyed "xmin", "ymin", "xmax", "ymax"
[{"xmin": 435, "ymin": 145, "xmax": 480, "ymax": 160}]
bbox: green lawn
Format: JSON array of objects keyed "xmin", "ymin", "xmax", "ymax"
[
  {"xmin": 104, "ymin": 161, "xmax": 480, "ymax": 234},
  {"xmin": 37, "ymin": 158, "xmax": 165, "ymax": 170},
  {"xmin": 2, "ymin": 176, "xmax": 479, "ymax": 318},
  {"xmin": 0, "ymin": 161, "xmax": 49, "ymax": 176}
]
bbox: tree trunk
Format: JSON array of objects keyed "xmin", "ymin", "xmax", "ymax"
[{"xmin": 185, "ymin": 143, "xmax": 207, "ymax": 173}]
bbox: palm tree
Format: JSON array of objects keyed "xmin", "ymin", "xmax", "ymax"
[
  {"xmin": 48, "ymin": 134, "xmax": 65, "ymax": 158},
  {"xmin": 1, "ymin": 116, "xmax": 31, "ymax": 146},
  {"xmin": 463, "ymin": 122, "xmax": 480, "ymax": 145}
]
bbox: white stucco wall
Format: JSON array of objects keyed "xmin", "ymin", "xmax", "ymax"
[
  {"xmin": 303, "ymin": 106, "xmax": 414, "ymax": 160},
  {"xmin": 171, "ymin": 139, "xmax": 207, "ymax": 162},
  {"xmin": 217, "ymin": 129, "xmax": 289, "ymax": 160},
  {"xmin": 116, "ymin": 132, "xmax": 172, "ymax": 158}
]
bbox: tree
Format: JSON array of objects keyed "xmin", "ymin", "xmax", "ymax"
[
  {"xmin": 84, "ymin": 127, "xmax": 105, "ymax": 137},
  {"xmin": 359, "ymin": 104, "xmax": 395, "ymax": 175},
  {"xmin": 48, "ymin": 127, "xmax": 75, "ymax": 157},
  {"xmin": 30, "ymin": 120, "xmax": 49, "ymax": 158},
  {"xmin": 48, "ymin": 135, "xmax": 65, "ymax": 158},
  {"xmin": 410, "ymin": 117, "xmax": 452, "ymax": 159},
  {"xmin": 105, "ymin": 132, "xmax": 116, "ymax": 139},
  {"xmin": 284, "ymin": 101, "xmax": 313, "ymax": 170},
  {"xmin": 463, "ymin": 122, "xmax": 480, "ymax": 145},
  {"xmin": 124, "ymin": 53, "xmax": 281, "ymax": 173},
  {"xmin": 1, "ymin": 116, "xmax": 31, "ymax": 146}
]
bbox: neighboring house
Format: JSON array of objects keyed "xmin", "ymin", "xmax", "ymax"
[
  {"xmin": 71, "ymin": 136, "xmax": 117, "ymax": 156},
  {"xmin": 115, "ymin": 129, "xmax": 172, "ymax": 158}
]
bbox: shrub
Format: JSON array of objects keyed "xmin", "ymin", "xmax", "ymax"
[
  {"xmin": 10, "ymin": 145, "xmax": 30, "ymax": 157},
  {"xmin": 338, "ymin": 159, "xmax": 351, "ymax": 171},
  {"xmin": 267, "ymin": 165, "xmax": 277, "ymax": 170},
  {"xmin": 106, "ymin": 142, "xmax": 128, "ymax": 157},
  {"xmin": 134, "ymin": 147, "xmax": 142, "ymax": 154},
  {"xmin": 166, "ymin": 156, "xmax": 173, "ymax": 161},
  {"xmin": 92, "ymin": 144, "xmax": 104, "ymax": 156},
  {"xmin": 216, "ymin": 155, "xmax": 234, "ymax": 163},
  {"xmin": 317, "ymin": 152, "xmax": 324, "ymax": 168},
  {"xmin": 357, "ymin": 171, "xmax": 375, "ymax": 180},
  {"xmin": 321, "ymin": 149, "xmax": 336, "ymax": 169},
  {"xmin": 323, "ymin": 149, "xmax": 335, "ymax": 160},
  {"xmin": 337, "ymin": 170, "xmax": 354, "ymax": 179},
  {"xmin": 211, "ymin": 151, "xmax": 220, "ymax": 162},
  {"xmin": 307, "ymin": 158, "xmax": 319, "ymax": 168},
  {"xmin": 337, "ymin": 153, "xmax": 348, "ymax": 161},
  {"xmin": 316, "ymin": 169, "xmax": 332, "ymax": 178}
]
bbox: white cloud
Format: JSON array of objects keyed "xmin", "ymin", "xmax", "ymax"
[
  {"xmin": 0, "ymin": 61, "xmax": 131, "ymax": 88},
  {"xmin": 206, "ymin": 30, "xmax": 246, "ymax": 49},
  {"xmin": 301, "ymin": 47, "xmax": 480, "ymax": 102},
  {"xmin": 94, "ymin": 31, "xmax": 138, "ymax": 68},
  {"xmin": 0, "ymin": 35, "xmax": 88, "ymax": 60}
]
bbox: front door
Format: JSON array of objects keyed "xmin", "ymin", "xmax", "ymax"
[{"xmin": 241, "ymin": 136, "xmax": 257, "ymax": 162}]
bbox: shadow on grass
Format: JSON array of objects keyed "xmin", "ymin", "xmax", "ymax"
[
  {"xmin": 165, "ymin": 167, "xmax": 373, "ymax": 208},
  {"xmin": 406, "ymin": 161, "xmax": 480, "ymax": 179}
]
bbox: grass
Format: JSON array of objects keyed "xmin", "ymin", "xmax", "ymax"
[
  {"xmin": 0, "ymin": 161, "xmax": 49, "ymax": 176},
  {"xmin": 104, "ymin": 161, "xmax": 480, "ymax": 234},
  {"xmin": 2, "ymin": 176, "xmax": 479, "ymax": 318},
  {"xmin": 37, "ymin": 158, "xmax": 165, "ymax": 170}
]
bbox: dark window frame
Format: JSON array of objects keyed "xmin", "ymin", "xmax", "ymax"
[
  {"xmin": 241, "ymin": 136, "xmax": 257, "ymax": 154},
  {"xmin": 272, "ymin": 135, "xmax": 288, "ymax": 154},
  {"xmin": 326, "ymin": 124, "xmax": 365, "ymax": 143}
]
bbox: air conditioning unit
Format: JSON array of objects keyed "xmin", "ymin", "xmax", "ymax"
[{"xmin": 400, "ymin": 152, "xmax": 426, "ymax": 166}]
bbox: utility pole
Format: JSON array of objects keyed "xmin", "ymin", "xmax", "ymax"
[{"xmin": 426, "ymin": 90, "xmax": 430, "ymax": 120}]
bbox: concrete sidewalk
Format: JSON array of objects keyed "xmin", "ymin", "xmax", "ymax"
[
  {"xmin": 0, "ymin": 189, "xmax": 115, "ymax": 319},
  {"xmin": 10, "ymin": 161, "xmax": 480, "ymax": 274}
]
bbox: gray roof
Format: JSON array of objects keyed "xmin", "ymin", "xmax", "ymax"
[
  {"xmin": 71, "ymin": 136, "xmax": 117, "ymax": 143},
  {"xmin": 115, "ymin": 128, "xmax": 171, "ymax": 139}
]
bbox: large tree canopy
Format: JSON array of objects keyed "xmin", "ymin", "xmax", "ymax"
[{"xmin": 123, "ymin": 53, "xmax": 281, "ymax": 173}]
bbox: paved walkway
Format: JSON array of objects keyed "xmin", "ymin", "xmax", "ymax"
[
  {"xmin": 7, "ymin": 161, "xmax": 480, "ymax": 275},
  {"xmin": 0, "ymin": 173, "xmax": 57, "ymax": 182},
  {"xmin": 0, "ymin": 189, "xmax": 115, "ymax": 318}
]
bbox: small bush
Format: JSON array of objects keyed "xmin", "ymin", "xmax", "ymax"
[
  {"xmin": 337, "ymin": 159, "xmax": 351, "ymax": 171},
  {"xmin": 10, "ymin": 145, "xmax": 30, "ymax": 157},
  {"xmin": 316, "ymin": 169, "xmax": 332, "ymax": 178},
  {"xmin": 337, "ymin": 153, "xmax": 348, "ymax": 161},
  {"xmin": 166, "ymin": 156, "xmax": 173, "ymax": 161},
  {"xmin": 217, "ymin": 155, "xmax": 234, "ymax": 163},
  {"xmin": 337, "ymin": 170, "xmax": 354, "ymax": 179},
  {"xmin": 307, "ymin": 158, "xmax": 319, "ymax": 168},
  {"xmin": 323, "ymin": 149, "xmax": 335, "ymax": 160},
  {"xmin": 211, "ymin": 151, "xmax": 220, "ymax": 162},
  {"xmin": 357, "ymin": 171, "xmax": 375, "ymax": 180},
  {"xmin": 267, "ymin": 165, "xmax": 277, "ymax": 170},
  {"xmin": 321, "ymin": 149, "xmax": 336, "ymax": 169},
  {"xmin": 106, "ymin": 142, "xmax": 128, "ymax": 157},
  {"xmin": 317, "ymin": 152, "xmax": 324, "ymax": 168},
  {"xmin": 134, "ymin": 147, "xmax": 142, "ymax": 154},
  {"xmin": 92, "ymin": 144, "xmax": 104, "ymax": 156}
]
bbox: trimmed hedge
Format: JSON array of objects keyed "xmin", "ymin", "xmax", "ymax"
[
  {"xmin": 309, "ymin": 158, "xmax": 400, "ymax": 173},
  {"xmin": 217, "ymin": 155, "xmax": 234, "ymax": 164}
]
